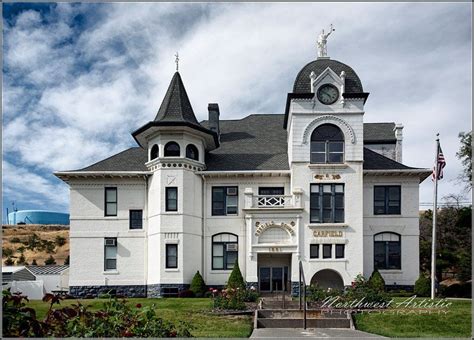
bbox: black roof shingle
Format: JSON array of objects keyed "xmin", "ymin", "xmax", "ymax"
[{"xmin": 72, "ymin": 114, "xmax": 419, "ymax": 172}]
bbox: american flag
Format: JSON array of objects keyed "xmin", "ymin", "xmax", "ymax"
[{"xmin": 432, "ymin": 144, "xmax": 446, "ymax": 181}]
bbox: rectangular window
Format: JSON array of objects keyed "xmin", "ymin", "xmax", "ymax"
[
  {"xmin": 310, "ymin": 184, "xmax": 344, "ymax": 223},
  {"xmin": 212, "ymin": 186, "xmax": 238, "ymax": 216},
  {"xmin": 323, "ymin": 244, "xmax": 332, "ymax": 259},
  {"xmin": 374, "ymin": 186, "xmax": 401, "ymax": 215},
  {"xmin": 258, "ymin": 187, "xmax": 285, "ymax": 195},
  {"xmin": 335, "ymin": 244, "xmax": 345, "ymax": 259},
  {"xmin": 166, "ymin": 187, "xmax": 178, "ymax": 212},
  {"xmin": 374, "ymin": 233, "xmax": 401, "ymax": 270},
  {"xmin": 166, "ymin": 244, "xmax": 178, "ymax": 268},
  {"xmin": 104, "ymin": 238, "xmax": 117, "ymax": 271},
  {"xmin": 311, "ymin": 141, "xmax": 344, "ymax": 163},
  {"xmin": 129, "ymin": 210, "xmax": 143, "ymax": 229},
  {"xmin": 105, "ymin": 187, "xmax": 117, "ymax": 216},
  {"xmin": 310, "ymin": 244, "xmax": 319, "ymax": 259}
]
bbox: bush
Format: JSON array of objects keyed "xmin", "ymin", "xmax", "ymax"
[
  {"xmin": 212, "ymin": 288, "xmax": 246, "ymax": 310},
  {"xmin": 17, "ymin": 253, "xmax": 27, "ymax": 265},
  {"xmin": 307, "ymin": 284, "xmax": 341, "ymax": 302},
  {"xmin": 226, "ymin": 261, "xmax": 245, "ymax": 290},
  {"xmin": 2, "ymin": 289, "xmax": 193, "ymax": 337},
  {"xmin": 31, "ymin": 259, "xmax": 38, "ymax": 266},
  {"xmin": 189, "ymin": 271, "xmax": 206, "ymax": 297},
  {"xmin": 5, "ymin": 257, "xmax": 15, "ymax": 265},
  {"xmin": 414, "ymin": 274, "xmax": 430, "ymax": 297},
  {"xmin": 26, "ymin": 234, "xmax": 41, "ymax": 250},
  {"xmin": 441, "ymin": 282, "xmax": 472, "ymax": 298},
  {"xmin": 45, "ymin": 255, "xmax": 56, "ymax": 265},
  {"xmin": 3, "ymin": 247, "xmax": 14, "ymax": 258},
  {"xmin": 55, "ymin": 236, "xmax": 67, "ymax": 247},
  {"xmin": 10, "ymin": 237, "xmax": 22, "ymax": 243},
  {"xmin": 344, "ymin": 274, "xmax": 390, "ymax": 307},
  {"xmin": 178, "ymin": 289, "xmax": 195, "ymax": 298},
  {"xmin": 368, "ymin": 269, "xmax": 385, "ymax": 292}
]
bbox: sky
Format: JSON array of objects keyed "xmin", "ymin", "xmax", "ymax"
[{"xmin": 2, "ymin": 2, "xmax": 472, "ymax": 218}]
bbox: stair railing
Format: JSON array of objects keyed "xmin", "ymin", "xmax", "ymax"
[{"xmin": 298, "ymin": 261, "xmax": 307, "ymax": 329}]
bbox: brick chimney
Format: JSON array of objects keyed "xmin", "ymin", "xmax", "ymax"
[
  {"xmin": 394, "ymin": 124, "xmax": 404, "ymax": 163},
  {"xmin": 208, "ymin": 103, "xmax": 220, "ymax": 139}
]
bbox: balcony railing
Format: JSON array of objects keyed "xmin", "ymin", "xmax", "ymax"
[{"xmin": 244, "ymin": 188, "xmax": 303, "ymax": 209}]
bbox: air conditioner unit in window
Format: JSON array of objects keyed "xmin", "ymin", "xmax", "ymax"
[
  {"xmin": 226, "ymin": 244, "xmax": 238, "ymax": 251},
  {"xmin": 227, "ymin": 187, "xmax": 237, "ymax": 195},
  {"xmin": 104, "ymin": 239, "xmax": 116, "ymax": 246}
]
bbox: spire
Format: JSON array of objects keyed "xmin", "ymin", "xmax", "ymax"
[{"xmin": 154, "ymin": 72, "xmax": 200, "ymax": 125}]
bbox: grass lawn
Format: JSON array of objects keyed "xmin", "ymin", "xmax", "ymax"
[
  {"xmin": 353, "ymin": 297, "xmax": 472, "ymax": 338},
  {"xmin": 26, "ymin": 298, "xmax": 253, "ymax": 338}
]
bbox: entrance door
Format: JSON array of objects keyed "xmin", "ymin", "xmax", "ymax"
[
  {"xmin": 259, "ymin": 267, "xmax": 271, "ymax": 292},
  {"xmin": 271, "ymin": 267, "xmax": 283, "ymax": 291}
]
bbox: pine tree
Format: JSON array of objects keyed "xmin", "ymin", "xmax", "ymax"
[
  {"xmin": 368, "ymin": 269, "xmax": 385, "ymax": 292},
  {"xmin": 226, "ymin": 260, "xmax": 246, "ymax": 290},
  {"xmin": 190, "ymin": 271, "xmax": 206, "ymax": 297}
]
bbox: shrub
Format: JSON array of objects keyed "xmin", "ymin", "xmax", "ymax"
[
  {"xmin": 344, "ymin": 274, "xmax": 390, "ymax": 307},
  {"xmin": 2, "ymin": 289, "xmax": 193, "ymax": 337},
  {"xmin": 55, "ymin": 236, "xmax": 67, "ymax": 247},
  {"xmin": 3, "ymin": 247, "xmax": 14, "ymax": 258},
  {"xmin": 189, "ymin": 271, "xmax": 206, "ymax": 297},
  {"xmin": 31, "ymin": 259, "xmax": 38, "ymax": 266},
  {"xmin": 178, "ymin": 289, "xmax": 195, "ymax": 298},
  {"xmin": 212, "ymin": 288, "xmax": 246, "ymax": 310},
  {"xmin": 226, "ymin": 261, "xmax": 245, "ymax": 290},
  {"xmin": 5, "ymin": 257, "xmax": 15, "ymax": 265},
  {"xmin": 41, "ymin": 240, "xmax": 56, "ymax": 254},
  {"xmin": 45, "ymin": 255, "xmax": 56, "ymax": 265},
  {"xmin": 26, "ymin": 234, "xmax": 41, "ymax": 251},
  {"xmin": 368, "ymin": 269, "xmax": 385, "ymax": 292},
  {"xmin": 307, "ymin": 284, "xmax": 341, "ymax": 302},
  {"xmin": 441, "ymin": 282, "xmax": 472, "ymax": 298},
  {"xmin": 16, "ymin": 246, "xmax": 26, "ymax": 254},
  {"xmin": 414, "ymin": 274, "xmax": 430, "ymax": 297},
  {"xmin": 17, "ymin": 253, "xmax": 27, "ymax": 265},
  {"xmin": 10, "ymin": 237, "xmax": 22, "ymax": 243},
  {"xmin": 241, "ymin": 286, "xmax": 259, "ymax": 302}
]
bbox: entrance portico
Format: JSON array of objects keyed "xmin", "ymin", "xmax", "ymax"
[{"xmin": 258, "ymin": 253, "xmax": 292, "ymax": 293}]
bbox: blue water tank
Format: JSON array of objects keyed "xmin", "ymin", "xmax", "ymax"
[{"xmin": 8, "ymin": 210, "xmax": 70, "ymax": 225}]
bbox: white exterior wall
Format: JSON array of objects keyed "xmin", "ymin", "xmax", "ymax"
[
  {"xmin": 35, "ymin": 271, "xmax": 69, "ymax": 293},
  {"xmin": 69, "ymin": 178, "xmax": 147, "ymax": 287},
  {"xmin": 363, "ymin": 176, "xmax": 420, "ymax": 286}
]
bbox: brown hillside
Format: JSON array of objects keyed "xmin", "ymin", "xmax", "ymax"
[{"xmin": 2, "ymin": 225, "xmax": 69, "ymax": 266}]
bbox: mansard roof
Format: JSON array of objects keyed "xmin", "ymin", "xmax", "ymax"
[{"xmin": 71, "ymin": 114, "xmax": 423, "ymax": 173}]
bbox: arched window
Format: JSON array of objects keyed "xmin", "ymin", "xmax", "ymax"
[
  {"xmin": 186, "ymin": 144, "xmax": 199, "ymax": 161},
  {"xmin": 150, "ymin": 144, "xmax": 159, "ymax": 160},
  {"xmin": 374, "ymin": 232, "xmax": 401, "ymax": 270},
  {"xmin": 212, "ymin": 233, "xmax": 238, "ymax": 270},
  {"xmin": 310, "ymin": 124, "xmax": 344, "ymax": 163},
  {"xmin": 164, "ymin": 142, "xmax": 180, "ymax": 157}
]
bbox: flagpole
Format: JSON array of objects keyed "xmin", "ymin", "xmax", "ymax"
[{"xmin": 430, "ymin": 133, "xmax": 440, "ymax": 299}]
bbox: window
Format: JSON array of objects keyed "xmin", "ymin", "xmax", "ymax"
[
  {"xmin": 258, "ymin": 187, "xmax": 284, "ymax": 195},
  {"xmin": 310, "ymin": 124, "xmax": 344, "ymax": 163},
  {"xmin": 186, "ymin": 144, "xmax": 199, "ymax": 161},
  {"xmin": 150, "ymin": 144, "xmax": 159, "ymax": 160},
  {"xmin": 374, "ymin": 232, "xmax": 401, "ymax": 270},
  {"xmin": 212, "ymin": 233, "xmax": 238, "ymax": 270},
  {"xmin": 310, "ymin": 184, "xmax": 344, "ymax": 223},
  {"xmin": 164, "ymin": 142, "xmax": 180, "ymax": 157},
  {"xmin": 323, "ymin": 244, "xmax": 332, "ymax": 259},
  {"xmin": 165, "ymin": 187, "xmax": 178, "ymax": 212},
  {"xmin": 374, "ymin": 186, "xmax": 401, "ymax": 215},
  {"xmin": 104, "ymin": 238, "xmax": 117, "ymax": 271},
  {"xmin": 129, "ymin": 210, "xmax": 143, "ymax": 229},
  {"xmin": 166, "ymin": 244, "xmax": 178, "ymax": 268},
  {"xmin": 335, "ymin": 244, "xmax": 345, "ymax": 259},
  {"xmin": 105, "ymin": 187, "xmax": 117, "ymax": 216},
  {"xmin": 310, "ymin": 244, "xmax": 319, "ymax": 258},
  {"xmin": 212, "ymin": 187, "xmax": 238, "ymax": 216}
]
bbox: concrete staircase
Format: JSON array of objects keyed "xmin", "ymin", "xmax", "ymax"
[{"xmin": 254, "ymin": 295, "xmax": 352, "ymax": 329}]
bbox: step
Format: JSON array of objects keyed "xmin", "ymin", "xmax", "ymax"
[
  {"xmin": 263, "ymin": 302, "xmax": 300, "ymax": 309},
  {"xmin": 256, "ymin": 318, "xmax": 351, "ymax": 329}
]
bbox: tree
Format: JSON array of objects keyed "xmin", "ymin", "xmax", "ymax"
[
  {"xmin": 226, "ymin": 260, "xmax": 246, "ymax": 290},
  {"xmin": 456, "ymin": 131, "xmax": 472, "ymax": 190},
  {"xmin": 17, "ymin": 253, "xmax": 27, "ymax": 265},
  {"xmin": 190, "ymin": 271, "xmax": 206, "ymax": 297},
  {"xmin": 5, "ymin": 257, "xmax": 14, "ymax": 265},
  {"xmin": 31, "ymin": 259, "xmax": 38, "ymax": 266},
  {"xmin": 44, "ymin": 255, "xmax": 56, "ymax": 265},
  {"xmin": 3, "ymin": 247, "xmax": 14, "ymax": 258},
  {"xmin": 368, "ymin": 269, "xmax": 385, "ymax": 292}
]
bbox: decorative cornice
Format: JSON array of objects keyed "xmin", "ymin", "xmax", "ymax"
[{"xmin": 302, "ymin": 115, "xmax": 356, "ymax": 145}]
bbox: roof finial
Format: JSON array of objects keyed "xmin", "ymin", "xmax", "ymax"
[
  {"xmin": 317, "ymin": 24, "xmax": 335, "ymax": 58},
  {"xmin": 175, "ymin": 52, "xmax": 179, "ymax": 71}
]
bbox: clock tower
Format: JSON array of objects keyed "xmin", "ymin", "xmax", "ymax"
[{"xmin": 284, "ymin": 29, "xmax": 369, "ymax": 286}]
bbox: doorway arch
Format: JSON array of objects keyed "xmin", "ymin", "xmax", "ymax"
[{"xmin": 310, "ymin": 269, "xmax": 344, "ymax": 290}]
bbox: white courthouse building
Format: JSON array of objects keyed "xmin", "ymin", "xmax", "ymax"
[{"xmin": 56, "ymin": 40, "xmax": 430, "ymax": 297}]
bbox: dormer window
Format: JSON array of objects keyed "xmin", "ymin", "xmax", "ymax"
[
  {"xmin": 150, "ymin": 144, "xmax": 159, "ymax": 160},
  {"xmin": 310, "ymin": 124, "xmax": 344, "ymax": 163},
  {"xmin": 164, "ymin": 142, "xmax": 180, "ymax": 157},
  {"xmin": 186, "ymin": 144, "xmax": 199, "ymax": 161}
]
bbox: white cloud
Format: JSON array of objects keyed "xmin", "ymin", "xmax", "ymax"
[{"xmin": 2, "ymin": 2, "xmax": 471, "ymax": 211}]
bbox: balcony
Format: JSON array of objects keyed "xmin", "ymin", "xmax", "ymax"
[{"xmin": 243, "ymin": 188, "xmax": 303, "ymax": 211}]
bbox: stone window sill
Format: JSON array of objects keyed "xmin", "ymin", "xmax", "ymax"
[
  {"xmin": 164, "ymin": 268, "xmax": 180, "ymax": 272},
  {"xmin": 103, "ymin": 270, "xmax": 119, "ymax": 275}
]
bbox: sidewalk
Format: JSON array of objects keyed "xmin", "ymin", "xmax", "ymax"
[{"xmin": 250, "ymin": 328, "xmax": 386, "ymax": 338}]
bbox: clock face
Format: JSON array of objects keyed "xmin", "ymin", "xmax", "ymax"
[{"xmin": 317, "ymin": 84, "xmax": 339, "ymax": 105}]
